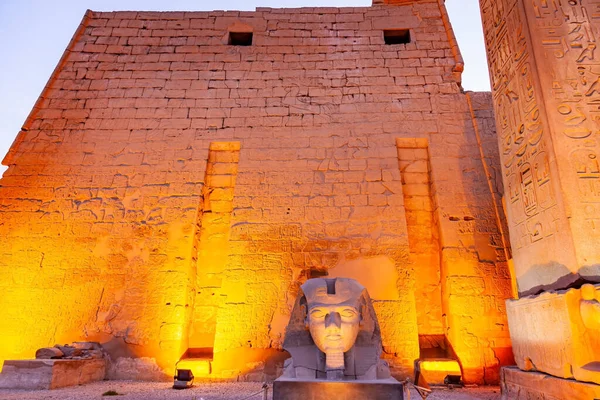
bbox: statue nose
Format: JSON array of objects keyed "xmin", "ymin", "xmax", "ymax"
[{"xmin": 325, "ymin": 311, "xmax": 341, "ymax": 329}]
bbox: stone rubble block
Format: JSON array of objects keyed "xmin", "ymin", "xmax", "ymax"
[
  {"xmin": 35, "ymin": 342, "xmax": 104, "ymax": 361},
  {"xmin": 0, "ymin": 359, "xmax": 106, "ymax": 390},
  {"xmin": 507, "ymin": 284, "xmax": 600, "ymax": 385},
  {"xmin": 35, "ymin": 348, "xmax": 64, "ymax": 360}
]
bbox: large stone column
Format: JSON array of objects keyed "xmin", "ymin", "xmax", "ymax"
[
  {"xmin": 480, "ymin": 0, "xmax": 600, "ymax": 394},
  {"xmin": 480, "ymin": 0, "xmax": 600, "ymax": 296}
]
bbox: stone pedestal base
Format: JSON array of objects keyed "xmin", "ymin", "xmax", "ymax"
[
  {"xmin": 0, "ymin": 359, "xmax": 106, "ymax": 389},
  {"xmin": 501, "ymin": 366, "xmax": 600, "ymax": 399},
  {"xmin": 273, "ymin": 378, "xmax": 404, "ymax": 400}
]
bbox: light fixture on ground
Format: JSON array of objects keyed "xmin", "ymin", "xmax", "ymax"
[{"xmin": 172, "ymin": 368, "xmax": 194, "ymax": 390}]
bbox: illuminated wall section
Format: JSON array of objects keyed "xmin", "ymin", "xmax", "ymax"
[
  {"xmin": 189, "ymin": 142, "xmax": 241, "ymax": 354},
  {"xmin": 436, "ymin": 92, "xmax": 514, "ymax": 384},
  {"xmin": 0, "ymin": 2, "xmax": 513, "ymax": 383},
  {"xmin": 0, "ymin": 13, "xmax": 205, "ymax": 375},
  {"xmin": 396, "ymin": 139, "xmax": 444, "ymax": 354},
  {"xmin": 205, "ymin": 132, "xmax": 422, "ymax": 378},
  {"xmin": 0, "ymin": 106, "xmax": 203, "ymax": 376}
]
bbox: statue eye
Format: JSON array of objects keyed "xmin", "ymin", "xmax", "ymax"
[
  {"xmin": 310, "ymin": 309, "xmax": 326, "ymax": 319},
  {"xmin": 341, "ymin": 309, "xmax": 357, "ymax": 318}
]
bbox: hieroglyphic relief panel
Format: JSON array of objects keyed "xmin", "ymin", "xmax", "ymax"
[
  {"xmin": 522, "ymin": 0, "xmax": 600, "ymax": 264},
  {"xmin": 481, "ymin": 0, "xmax": 579, "ymax": 294}
]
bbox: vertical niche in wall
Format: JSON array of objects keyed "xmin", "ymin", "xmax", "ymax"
[
  {"xmin": 395, "ymin": 138, "xmax": 446, "ymax": 358},
  {"xmin": 186, "ymin": 142, "xmax": 241, "ymax": 360}
]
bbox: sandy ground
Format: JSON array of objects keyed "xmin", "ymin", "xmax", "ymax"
[{"xmin": 0, "ymin": 381, "xmax": 502, "ymax": 400}]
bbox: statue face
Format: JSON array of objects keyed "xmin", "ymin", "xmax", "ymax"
[{"xmin": 306, "ymin": 302, "xmax": 361, "ymax": 353}]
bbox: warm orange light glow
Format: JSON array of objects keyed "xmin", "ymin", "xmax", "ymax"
[
  {"xmin": 0, "ymin": 3, "xmax": 514, "ymax": 386},
  {"xmin": 176, "ymin": 359, "xmax": 211, "ymax": 378},
  {"xmin": 419, "ymin": 359, "xmax": 461, "ymax": 385}
]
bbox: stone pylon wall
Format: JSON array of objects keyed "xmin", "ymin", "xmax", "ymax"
[{"xmin": 0, "ymin": 1, "xmax": 512, "ymax": 383}]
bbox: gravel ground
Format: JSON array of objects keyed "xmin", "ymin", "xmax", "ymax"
[{"xmin": 0, "ymin": 381, "xmax": 502, "ymax": 400}]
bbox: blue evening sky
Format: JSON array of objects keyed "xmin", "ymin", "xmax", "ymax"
[{"xmin": 0, "ymin": 0, "xmax": 489, "ymax": 174}]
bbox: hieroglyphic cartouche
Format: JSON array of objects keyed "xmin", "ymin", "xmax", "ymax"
[{"xmin": 481, "ymin": 0, "xmax": 561, "ymax": 251}]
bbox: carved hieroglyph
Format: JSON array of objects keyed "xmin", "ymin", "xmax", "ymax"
[
  {"xmin": 506, "ymin": 284, "xmax": 600, "ymax": 384},
  {"xmin": 480, "ymin": 0, "xmax": 600, "ymax": 295},
  {"xmin": 522, "ymin": 0, "xmax": 600, "ymax": 278},
  {"xmin": 280, "ymin": 278, "xmax": 393, "ymax": 381}
]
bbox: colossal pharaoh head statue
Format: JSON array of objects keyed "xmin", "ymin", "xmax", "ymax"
[{"xmin": 281, "ymin": 277, "xmax": 391, "ymax": 381}]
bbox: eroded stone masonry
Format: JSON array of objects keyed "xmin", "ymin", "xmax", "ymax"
[{"xmin": 0, "ymin": 0, "xmax": 513, "ymax": 384}]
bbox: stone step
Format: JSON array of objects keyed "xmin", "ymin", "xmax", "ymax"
[
  {"xmin": 176, "ymin": 358, "xmax": 212, "ymax": 378},
  {"xmin": 416, "ymin": 358, "xmax": 462, "ymax": 386}
]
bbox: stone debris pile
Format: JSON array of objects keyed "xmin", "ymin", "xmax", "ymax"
[
  {"xmin": 0, "ymin": 341, "xmax": 108, "ymax": 390},
  {"xmin": 35, "ymin": 342, "xmax": 105, "ymax": 361}
]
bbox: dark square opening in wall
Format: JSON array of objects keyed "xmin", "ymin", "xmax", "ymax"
[
  {"xmin": 384, "ymin": 29, "xmax": 411, "ymax": 45},
  {"xmin": 229, "ymin": 32, "xmax": 253, "ymax": 46}
]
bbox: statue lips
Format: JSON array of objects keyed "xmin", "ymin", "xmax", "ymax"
[{"xmin": 325, "ymin": 334, "xmax": 342, "ymax": 343}]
